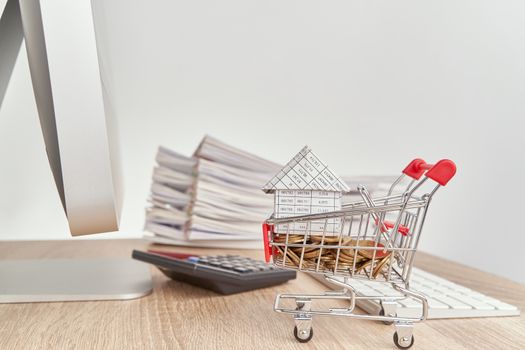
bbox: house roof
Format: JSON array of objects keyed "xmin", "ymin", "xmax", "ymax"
[{"xmin": 262, "ymin": 146, "xmax": 351, "ymax": 193}]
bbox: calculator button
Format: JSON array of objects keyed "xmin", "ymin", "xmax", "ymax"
[
  {"xmin": 220, "ymin": 263, "xmax": 234, "ymax": 269},
  {"xmin": 233, "ymin": 267, "xmax": 249, "ymax": 273},
  {"xmin": 209, "ymin": 261, "xmax": 222, "ymax": 267}
]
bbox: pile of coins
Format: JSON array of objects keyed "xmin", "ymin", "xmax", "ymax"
[{"xmin": 272, "ymin": 234, "xmax": 392, "ymax": 279}]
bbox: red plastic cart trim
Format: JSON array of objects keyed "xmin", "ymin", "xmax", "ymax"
[
  {"xmin": 376, "ymin": 219, "xmax": 410, "ymax": 236},
  {"xmin": 425, "ymin": 159, "xmax": 457, "ymax": 186},
  {"xmin": 262, "ymin": 223, "xmax": 273, "ymax": 263},
  {"xmin": 402, "ymin": 158, "xmax": 432, "ymax": 180}
]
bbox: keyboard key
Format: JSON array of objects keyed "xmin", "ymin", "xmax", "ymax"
[
  {"xmin": 479, "ymin": 298, "xmax": 518, "ymax": 310},
  {"xmin": 417, "ymin": 287, "xmax": 436, "ymax": 295},
  {"xmin": 398, "ymin": 298, "xmax": 422, "ymax": 308},
  {"xmin": 492, "ymin": 302, "xmax": 519, "ymax": 311},
  {"xmin": 448, "ymin": 284, "xmax": 473, "ymax": 293},
  {"xmin": 433, "ymin": 296, "xmax": 472, "ymax": 310},
  {"xmin": 373, "ymin": 286, "xmax": 405, "ymax": 297},
  {"xmin": 357, "ymin": 288, "xmax": 383, "ymax": 296},
  {"xmin": 426, "ymin": 297, "xmax": 452, "ymax": 309},
  {"xmin": 448, "ymin": 296, "xmax": 496, "ymax": 310},
  {"xmin": 432, "ymin": 285, "xmax": 454, "ymax": 294}
]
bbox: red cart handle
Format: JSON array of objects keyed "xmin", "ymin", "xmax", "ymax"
[
  {"xmin": 402, "ymin": 158, "xmax": 432, "ymax": 180},
  {"xmin": 403, "ymin": 158, "xmax": 456, "ymax": 186},
  {"xmin": 262, "ymin": 223, "xmax": 273, "ymax": 263},
  {"xmin": 426, "ymin": 159, "xmax": 456, "ymax": 186}
]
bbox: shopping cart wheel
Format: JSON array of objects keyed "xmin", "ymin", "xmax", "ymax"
[
  {"xmin": 294, "ymin": 326, "xmax": 313, "ymax": 343},
  {"xmin": 393, "ymin": 332, "xmax": 414, "ymax": 349},
  {"xmin": 379, "ymin": 308, "xmax": 394, "ymax": 325}
]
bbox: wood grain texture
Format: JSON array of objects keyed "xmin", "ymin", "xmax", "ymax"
[{"xmin": 0, "ymin": 240, "xmax": 524, "ymax": 350}]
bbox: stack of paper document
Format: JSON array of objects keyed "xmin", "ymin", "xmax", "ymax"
[{"xmin": 144, "ymin": 136, "xmax": 395, "ymax": 248}]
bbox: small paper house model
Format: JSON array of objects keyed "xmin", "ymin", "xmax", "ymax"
[{"xmin": 262, "ymin": 146, "xmax": 350, "ymax": 234}]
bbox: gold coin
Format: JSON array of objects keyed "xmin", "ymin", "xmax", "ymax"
[
  {"xmin": 309, "ymin": 235, "xmax": 325, "ymax": 243},
  {"xmin": 284, "ymin": 247, "xmax": 319, "ymax": 271},
  {"xmin": 326, "ymin": 263, "xmax": 353, "ymax": 273},
  {"xmin": 302, "ymin": 250, "xmax": 322, "ymax": 259},
  {"xmin": 334, "ymin": 266, "xmax": 353, "ymax": 273},
  {"xmin": 338, "ymin": 248, "xmax": 356, "ymax": 259},
  {"xmin": 372, "ymin": 254, "xmax": 392, "ymax": 278},
  {"xmin": 282, "ymin": 234, "xmax": 306, "ymax": 240},
  {"xmin": 354, "ymin": 240, "xmax": 389, "ymax": 259},
  {"xmin": 289, "ymin": 247, "xmax": 305, "ymax": 255},
  {"xmin": 355, "ymin": 258, "xmax": 373, "ymax": 273},
  {"xmin": 318, "ymin": 255, "xmax": 334, "ymax": 261},
  {"xmin": 300, "ymin": 260, "xmax": 319, "ymax": 269},
  {"xmin": 338, "ymin": 248, "xmax": 363, "ymax": 259},
  {"xmin": 326, "ymin": 261, "xmax": 353, "ymax": 268},
  {"xmin": 273, "ymin": 234, "xmax": 306, "ymax": 243},
  {"xmin": 286, "ymin": 249, "xmax": 302, "ymax": 265},
  {"xmin": 274, "ymin": 246, "xmax": 299, "ymax": 266},
  {"xmin": 334, "ymin": 253, "xmax": 355, "ymax": 264},
  {"xmin": 325, "ymin": 237, "xmax": 355, "ymax": 246},
  {"xmin": 310, "ymin": 235, "xmax": 342, "ymax": 244},
  {"xmin": 341, "ymin": 238, "xmax": 358, "ymax": 246},
  {"xmin": 323, "ymin": 261, "xmax": 336, "ymax": 268},
  {"xmin": 272, "ymin": 256, "xmax": 292, "ymax": 267},
  {"xmin": 301, "ymin": 246, "xmax": 318, "ymax": 253},
  {"xmin": 344, "ymin": 256, "xmax": 367, "ymax": 267}
]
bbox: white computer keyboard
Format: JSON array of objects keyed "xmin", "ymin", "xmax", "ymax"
[{"xmin": 315, "ymin": 267, "xmax": 520, "ymax": 319}]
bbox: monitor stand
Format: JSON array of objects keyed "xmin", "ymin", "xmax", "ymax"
[{"xmin": 0, "ymin": 258, "xmax": 152, "ymax": 303}]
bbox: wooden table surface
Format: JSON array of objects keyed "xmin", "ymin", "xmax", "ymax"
[{"xmin": 0, "ymin": 239, "xmax": 524, "ymax": 350}]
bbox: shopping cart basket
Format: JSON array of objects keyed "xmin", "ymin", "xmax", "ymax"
[{"xmin": 262, "ymin": 159, "xmax": 456, "ymax": 349}]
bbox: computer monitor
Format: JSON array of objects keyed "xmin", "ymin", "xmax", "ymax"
[{"xmin": 0, "ymin": 0, "xmax": 152, "ymax": 302}]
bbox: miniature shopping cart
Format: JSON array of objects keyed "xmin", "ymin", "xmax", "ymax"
[{"xmin": 262, "ymin": 159, "xmax": 456, "ymax": 349}]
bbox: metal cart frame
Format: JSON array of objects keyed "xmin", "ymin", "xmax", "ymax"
[{"xmin": 262, "ymin": 159, "xmax": 456, "ymax": 349}]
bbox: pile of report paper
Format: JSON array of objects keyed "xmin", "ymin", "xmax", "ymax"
[{"xmin": 144, "ymin": 136, "xmax": 395, "ymax": 248}]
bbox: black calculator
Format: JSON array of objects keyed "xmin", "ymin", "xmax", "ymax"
[{"xmin": 132, "ymin": 250, "xmax": 296, "ymax": 295}]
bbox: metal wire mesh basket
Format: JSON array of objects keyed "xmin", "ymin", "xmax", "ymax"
[{"xmin": 262, "ymin": 159, "xmax": 456, "ymax": 348}]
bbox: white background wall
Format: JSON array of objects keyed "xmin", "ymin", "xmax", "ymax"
[{"xmin": 1, "ymin": 1, "xmax": 524, "ymax": 284}]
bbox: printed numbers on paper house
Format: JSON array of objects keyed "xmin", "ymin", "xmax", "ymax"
[{"xmin": 262, "ymin": 147, "xmax": 350, "ymax": 234}]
